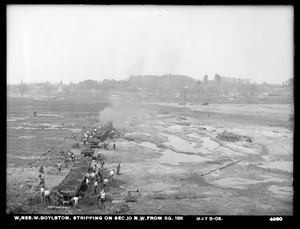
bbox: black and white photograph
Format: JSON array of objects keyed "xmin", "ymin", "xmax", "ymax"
[{"xmin": 6, "ymin": 4, "xmax": 294, "ymax": 223}]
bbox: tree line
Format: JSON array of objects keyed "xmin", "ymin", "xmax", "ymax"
[{"xmin": 11, "ymin": 74, "xmax": 293, "ymax": 100}]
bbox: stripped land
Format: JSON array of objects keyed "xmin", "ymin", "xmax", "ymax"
[{"xmin": 6, "ymin": 97, "xmax": 293, "ymax": 215}]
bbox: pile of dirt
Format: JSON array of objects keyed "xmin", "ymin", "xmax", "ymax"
[
  {"xmin": 52, "ymin": 156, "xmax": 92, "ymax": 197},
  {"xmin": 216, "ymin": 130, "xmax": 252, "ymax": 142}
]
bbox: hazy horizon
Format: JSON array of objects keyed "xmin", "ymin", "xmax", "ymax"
[{"xmin": 7, "ymin": 5, "xmax": 294, "ymax": 85}]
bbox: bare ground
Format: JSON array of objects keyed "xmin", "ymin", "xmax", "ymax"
[{"xmin": 6, "ymin": 98, "xmax": 293, "ymax": 215}]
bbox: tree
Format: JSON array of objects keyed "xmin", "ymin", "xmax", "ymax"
[
  {"xmin": 214, "ymin": 74, "xmax": 221, "ymax": 82},
  {"xmin": 18, "ymin": 82, "xmax": 30, "ymax": 97},
  {"xmin": 78, "ymin": 79, "xmax": 99, "ymax": 91},
  {"xmin": 195, "ymin": 80, "xmax": 202, "ymax": 100},
  {"xmin": 203, "ymin": 75, "xmax": 208, "ymax": 83},
  {"xmin": 42, "ymin": 82, "xmax": 54, "ymax": 96},
  {"xmin": 286, "ymin": 78, "xmax": 293, "ymax": 86}
]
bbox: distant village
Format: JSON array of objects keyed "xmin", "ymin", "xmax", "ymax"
[{"xmin": 7, "ymin": 74, "xmax": 293, "ymax": 104}]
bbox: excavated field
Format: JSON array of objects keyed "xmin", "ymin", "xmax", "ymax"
[{"xmin": 6, "ymin": 97, "xmax": 294, "ymax": 215}]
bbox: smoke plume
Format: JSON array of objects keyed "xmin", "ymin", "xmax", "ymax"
[{"xmin": 98, "ymin": 100, "xmax": 135, "ymax": 128}]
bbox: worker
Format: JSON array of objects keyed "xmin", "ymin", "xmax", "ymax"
[
  {"xmin": 53, "ymin": 189, "xmax": 63, "ymax": 206},
  {"xmin": 97, "ymin": 190, "xmax": 106, "ymax": 209},
  {"xmin": 116, "ymin": 164, "xmax": 121, "ymax": 175},
  {"xmin": 113, "ymin": 141, "xmax": 116, "ymax": 150},
  {"xmin": 101, "ymin": 160, "xmax": 105, "ymax": 172},
  {"xmin": 39, "ymin": 166, "xmax": 44, "ymax": 174},
  {"xmin": 83, "ymin": 138, "xmax": 86, "ymax": 145},
  {"xmin": 44, "ymin": 189, "xmax": 51, "ymax": 204},
  {"xmin": 64, "ymin": 156, "xmax": 69, "ymax": 168},
  {"xmin": 85, "ymin": 177, "xmax": 90, "ymax": 190},
  {"xmin": 71, "ymin": 196, "xmax": 81, "ymax": 207},
  {"xmin": 95, "ymin": 164, "xmax": 100, "ymax": 173},
  {"xmin": 85, "ymin": 172, "xmax": 91, "ymax": 180},
  {"xmin": 71, "ymin": 153, "xmax": 75, "ymax": 162},
  {"xmin": 40, "ymin": 186, "xmax": 45, "ymax": 202},
  {"xmin": 57, "ymin": 161, "xmax": 62, "ymax": 174},
  {"xmin": 90, "ymin": 172, "xmax": 96, "ymax": 183},
  {"xmin": 93, "ymin": 164, "xmax": 97, "ymax": 173},
  {"xmin": 38, "ymin": 174, "xmax": 45, "ymax": 188},
  {"xmin": 93, "ymin": 180, "xmax": 98, "ymax": 195},
  {"xmin": 109, "ymin": 169, "xmax": 115, "ymax": 182},
  {"xmin": 97, "ymin": 171, "xmax": 103, "ymax": 183},
  {"xmin": 103, "ymin": 178, "xmax": 109, "ymax": 189}
]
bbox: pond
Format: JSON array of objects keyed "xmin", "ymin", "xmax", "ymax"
[{"xmin": 147, "ymin": 149, "xmax": 209, "ymax": 165}]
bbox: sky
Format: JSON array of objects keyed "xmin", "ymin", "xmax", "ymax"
[{"xmin": 7, "ymin": 5, "xmax": 294, "ymax": 85}]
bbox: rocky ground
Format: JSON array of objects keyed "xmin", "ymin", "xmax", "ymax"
[{"xmin": 6, "ymin": 97, "xmax": 294, "ymax": 215}]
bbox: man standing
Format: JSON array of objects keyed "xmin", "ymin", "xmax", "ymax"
[
  {"xmin": 39, "ymin": 166, "xmax": 44, "ymax": 174},
  {"xmin": 64, "ymin": 156, "xmax": 69, "ymax": 168},
  {"xmin": 90, "ymin": 172, "xmax": 96, "ymax": 183},
  {"xmin": 44, "ymin": 189, "xmax": 51, "ymax": 204},
  {"xmin": 40, "ymin": 186, "xmax": 45, "ymax": 203},
  {"xmin": 113, "ymin": 141, "xmax": 116, "ymax": 150},
  {"xmin": 85, "ymin": 177, "xmax": 90, "ymax": 191},
  {"xmin": 71, "ymin": 153, "xmax": 75, "ymax": 162},
  {"xmin": 93, "ymin": 180, "xmax": 98, "ymax": 195},
  {"xmin": 116, "ymin": 164, "xmax": 121, "ymax": 175},
  {"xmin": 38, "ymin": 174, "xmax": 45, "ymax": 188},
  {"xmin": 109, "ymin": 169, "xmax": 115, "ymax": 182},
  {"xmin": 98, "ymin": 190, "xmax": 106, "ymax": 209},
  {"xmin": 103, "ymin": 178, "xmax": 109, "ymax": 190},
  {"xmin": 57, "ymin": 161, "xmax": 62, "ymax": 174},
  {"xmin": 101, "ymin": 160, "xmax": 106, "ymax": 172}
]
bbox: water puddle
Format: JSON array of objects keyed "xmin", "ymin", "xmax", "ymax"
[
  {"xmin": 139, "ymin": 142, "xmax": 160, "ymax": 150},
  {"xmin": 268, "ymin": 185, "xmax": 293, "ymax": 197},
  {"xmin": 160, "ymin": 133, "xmax": 198, "ymax": 153},
  {"xmin": 7, "ymin": 117, "xmax": 27, "ymax": 122},
  {"xmin": 37, "ymin": 113, "xmax": 63, "ymax": 117},
  {"xmin": 257, "ymin": 161, "xmax": 293, "ymax": 173},
  {"xmin": 168, "ymin": 125, "xmax": 184, "ymax": 131},
  {"xmin": 18, "ymin": 136, "xmax": 36, "ymax": 139},
  {"xmin": 11, "ymin": 127, "xmax": 39, "ymax": 130},
  {"xmin": 187, "ymin": 134, "xmax": 220, "ymax": 150},
  {"xmin": 147, "ymin": 149, "xmax": 209, "ymax": 165},
  {"xmin": 214, "ymin": 175, "xmax": 290, "ymax": 189},
  {"xmin": 140, "ymin": 182, "xmax": 178, "ymax": 192},
  {"xmin": 125, "ymin": 132, "xmax": 152, "ymax": 137}
]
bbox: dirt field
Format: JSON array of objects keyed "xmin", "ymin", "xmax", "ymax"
[{"xmin": 6, "ymin": 97, "xmax": 294, "ymax": 215}]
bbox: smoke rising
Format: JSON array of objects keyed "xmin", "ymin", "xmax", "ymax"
[{"xmin": 98, "ymin": 100, "xmax": 135, "ymax": 128}]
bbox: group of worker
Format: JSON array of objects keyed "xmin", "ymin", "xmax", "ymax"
[
  {"xmin": 82, "ymin": 127, "xmax": 117, "ymax": 149},
  {"xmin": 37, "ymin": 166, "xmax": 52, "ymax": 204},
  {"xmin": 82, "ymin": 159, "xmax": 121, "ymax": 209},
  {"xmin": 56, "ymin": 152, "xmax": 75, "ymax": 174}
]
